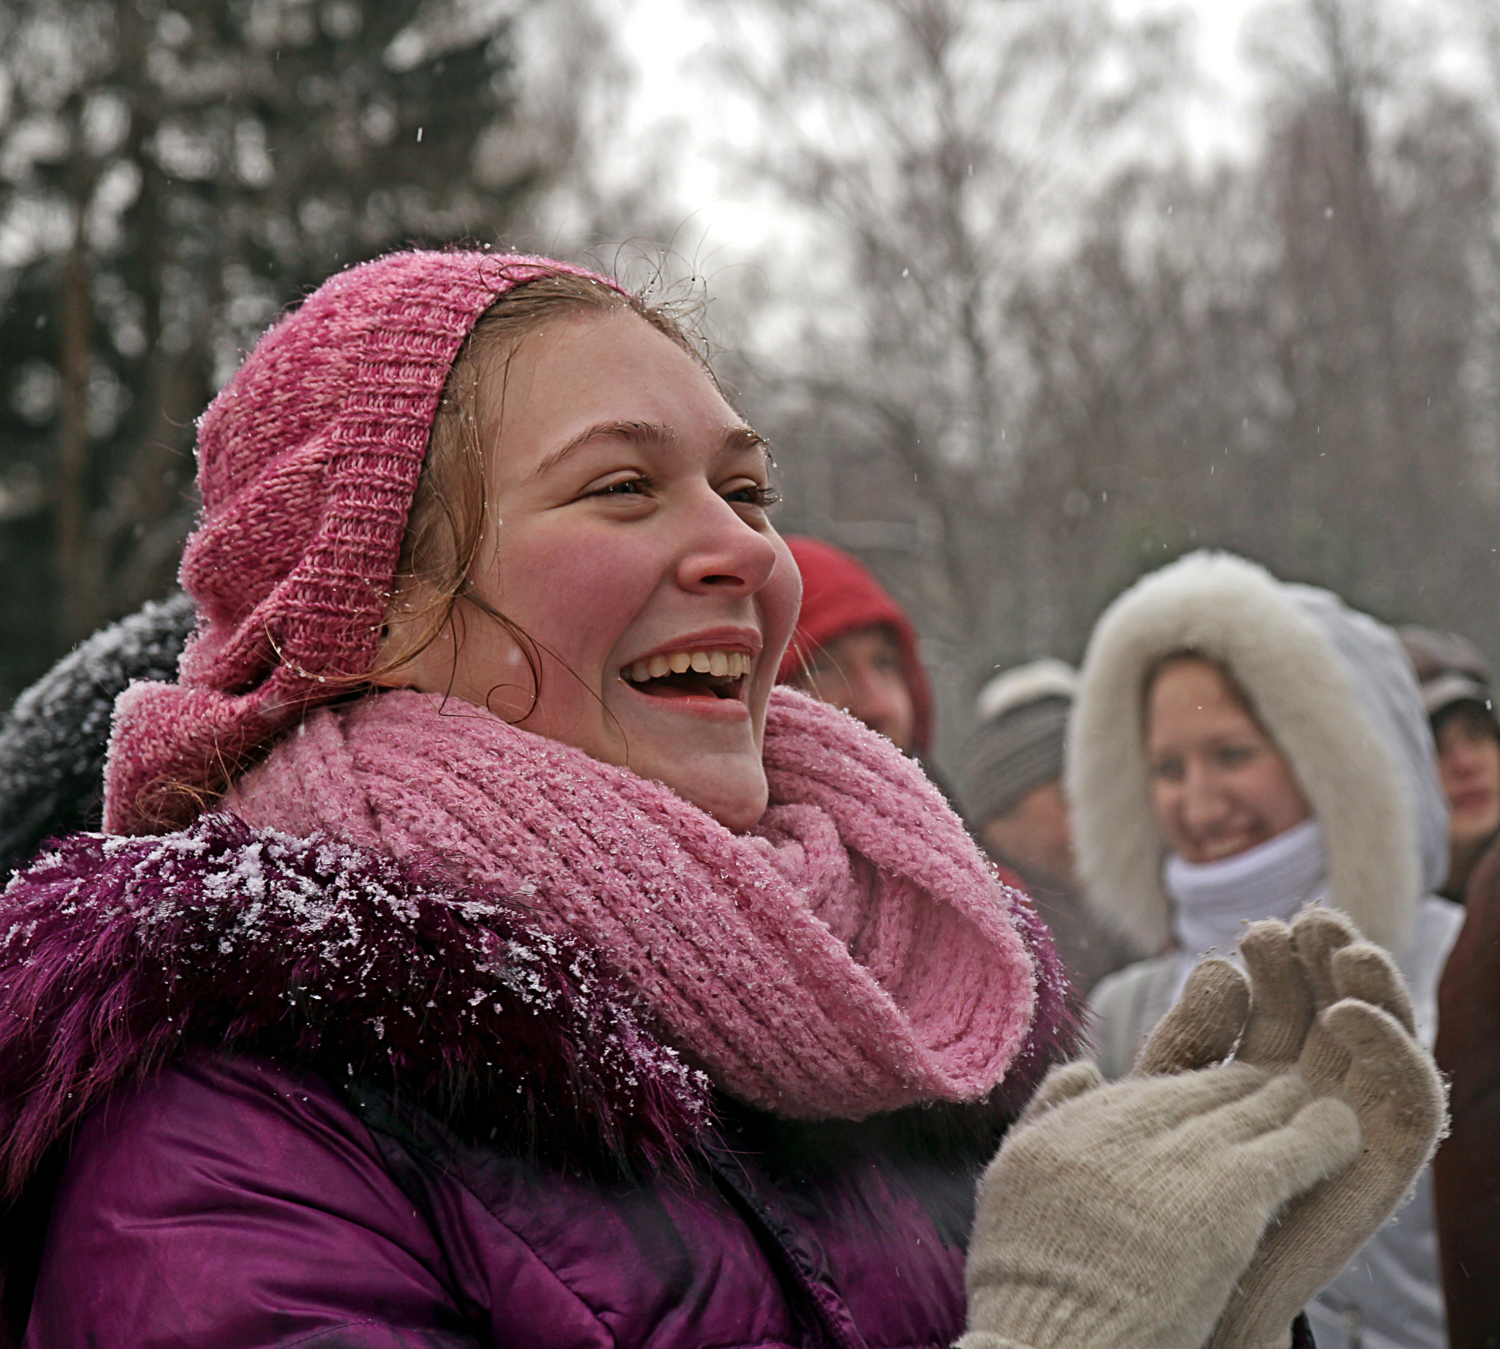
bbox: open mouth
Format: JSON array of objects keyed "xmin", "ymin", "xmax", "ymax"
[{"xmin": 622, "ymin": 648, "xmax": 750, "ymax": 700}]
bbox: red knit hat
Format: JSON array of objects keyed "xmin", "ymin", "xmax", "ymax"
[
  {"xmin": 775, "ymin": 536, "xmax": 934, "ymax": 755},
  {"xmin": 104, "ymin": 250, "xmax": 623, "ymax": 836}
]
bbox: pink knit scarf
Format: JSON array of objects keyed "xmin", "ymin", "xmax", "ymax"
[{"xmin": 226, "ymin": 686, "xmax": 1038, "ymax": 1120}]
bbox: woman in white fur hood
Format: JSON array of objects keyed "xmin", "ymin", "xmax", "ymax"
[{"xmin": 1069, "ymin": 550, "xmax": 1463, "ymax": 1349}]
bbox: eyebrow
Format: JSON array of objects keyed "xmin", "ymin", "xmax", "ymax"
[{"xmin": 531, "ymin": 419, "xmax": 773, "ymax": 477}]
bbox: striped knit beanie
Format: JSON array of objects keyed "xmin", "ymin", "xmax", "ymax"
[
  {"xmin": 104, "ymin": 250, "xmax": 622, "ymax": 836},
  {"xmin": 962, "ymin": 660, "xmax": 1078, "ymax": 827}
]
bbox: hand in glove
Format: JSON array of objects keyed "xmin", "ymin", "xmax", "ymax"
[
  {"xmin": 960, "ymin": 1059, "xmax": 1360, "ymax": 1349},
  {"xmin": 1133, "ymin": 908, "xmax": 1447, "ymax": 1349}
]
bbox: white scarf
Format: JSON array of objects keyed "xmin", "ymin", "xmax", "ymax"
[{"xmin": 1166, "ymin": 818, "xmax": 1328, "ymax": 965}]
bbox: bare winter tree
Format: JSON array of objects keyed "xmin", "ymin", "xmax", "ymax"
[
  {"xmin": 1000, "ymin": 0, "xmax": 1500, "ymax": 672},
  {"xmin": 694, "ymin": 0, "xmax": 1195, "ymax": 750},
  {"xmin": 1241, "ymin": 0, "xmax": 1497, "ymax": 618},
  {"xmin": 693, "ymin": 0, "xmax": 1500, "ymax": 767}
]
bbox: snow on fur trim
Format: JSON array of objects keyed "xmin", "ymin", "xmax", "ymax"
[
  {"xmin": 1068, "ymin": 551, "xmax": 1419, "ymax": 956},
  {"xmin": 0, "ymin": 813, "xmax": 711, "ymax": 1197}
]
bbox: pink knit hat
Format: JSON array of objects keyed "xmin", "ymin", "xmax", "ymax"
[{"xmin": 104, "ymin": 250, "xmax": 623, "ymax": 836}]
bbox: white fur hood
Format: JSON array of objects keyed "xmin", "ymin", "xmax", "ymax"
[{"xmin": 1066, "ymin": 551, "xmax": 1449, "ymax": 957}]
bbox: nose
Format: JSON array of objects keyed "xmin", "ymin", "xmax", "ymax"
[
  {"xmin": 849, "ymin": 667, "xmax": 912, "ymax": 742},
  {"xmin": 1179, "ymin": 760, "xmax": 1229, "ymax": 834},
  {"xmin": 1445, "ymin": 740, "xmax": 1486, "ymax": 779},
  {"xmin": 674, "ymin": 491, "xmax": 780, "ymax": 596}
]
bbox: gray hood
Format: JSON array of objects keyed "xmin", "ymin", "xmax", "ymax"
[{"xmin": 1285, "ymin": 584, "xmax": 1449, "ymax": 895}]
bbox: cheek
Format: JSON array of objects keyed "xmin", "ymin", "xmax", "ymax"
[
  {"xmin": 1149, "ymin": 780, "xmax": 1180, "ymax": 834},
  {"xmin": 884, "ymin": 672, "xmax": 916, "ymax": 717},
  {"xmin": 804, "ymin": 669, "xmax": 851, "ymax": 707},
  {"xmin": 492, "ymin": 525, "xmax": 658, "ymax": 665},
  {"xmin": 1247, "ymin": 761, "xmax": 1310, "ymax": 827}
]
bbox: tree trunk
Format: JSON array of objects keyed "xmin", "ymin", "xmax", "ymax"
[{"xmin": 55, "ymin": 213, "xmax": 95, "ymax": 644}]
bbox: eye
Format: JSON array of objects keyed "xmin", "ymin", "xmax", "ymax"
[
  {"xmin": 587, "ymin": 475, "xmax": 654, "ymax": 498},
  {"xmin": 1216, "ymin": 744, "xmax": 1255, "ymax": 767},
  {"xmin": 1150, "ymin": 756, "xmax": 1183, "ymax": 782},
  {"xmin": 723, "ymin": 482, "xmax": 781, "ymax": 509}
]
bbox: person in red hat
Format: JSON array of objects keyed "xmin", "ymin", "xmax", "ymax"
[{"xmin": 776, "ymin": 536, "xmax": 932, "ymax": 757}]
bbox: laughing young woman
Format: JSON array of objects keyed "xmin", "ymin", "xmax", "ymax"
[{"xmin": 0, "ymin": 253, "xmax": 1441, "ymax": 1349}]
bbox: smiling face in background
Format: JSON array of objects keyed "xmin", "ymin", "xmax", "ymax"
[
  {"xmin": 1434, "ymin": 702, "xmax": 1500, "ymax": 851},
  {"xmin": 390, "ymin": 309, "xmax": 801, "ymax": 831},
  {"xmin": 1144, "ymin": 655, "xmax": 1312, "ymax": 865}
]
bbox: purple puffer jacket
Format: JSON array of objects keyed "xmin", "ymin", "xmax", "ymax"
[
  {"xmin": 0, "ymin": 816, "xmax": 1078, "ymax": 1349},
  {"xmin": 26, "ymin": 1051, "xmax": 1002, "ymax": 1348}
]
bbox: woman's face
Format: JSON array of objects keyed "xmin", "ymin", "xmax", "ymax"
[
  {"xmin": 1145, "ymin": 656, "xmax": 1312, "ymax": 864},
  {"xmin": 393, "ymin": 310, "xmax": 801, "ymax": 831},
  {"xmin": 1434, "ymin": 703, "xmax": 1500, "ymax": 849}
]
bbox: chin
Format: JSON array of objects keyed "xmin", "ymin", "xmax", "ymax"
[
  {"xmin": 1186, "ymin": 831, "xmax": 1264, "ymax": 863},
  {"xmin": 1454, "ymin": 813, "xmax": 1500, "ymax": 847},
  {"xmin": 669, "ymin": 771, "xmax": 769, "ymax": 832}
]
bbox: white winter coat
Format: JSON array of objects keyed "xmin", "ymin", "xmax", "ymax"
[{"xmin": 1067, "ymin": 551, "xmax": 1461, "ymax": 1349}]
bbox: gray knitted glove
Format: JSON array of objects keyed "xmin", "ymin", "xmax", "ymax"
[
  {"xmin": 1132, "ymin": 909, "xmax": 1447, "ymax": 1349},
  {"xmin": 960, "ymin": 1059, "xmax": 1360, "ymax": 1349}
]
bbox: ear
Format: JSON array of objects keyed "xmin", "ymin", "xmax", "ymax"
[{"xmin": 367, "ymin": 584, "xmax": 464, "ymax": 692}]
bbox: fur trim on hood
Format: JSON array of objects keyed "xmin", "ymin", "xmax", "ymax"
[
  {"xmin": 1067, "ymin": 551, "xmax": 1447, "ymax": 957},
  {"xmin": 0, "ymin": 593, "xmax": 195, "ymax": 880},
  {"xmin": 0, "ymin": 813, "xmax": 712, "ymax": 1197}
]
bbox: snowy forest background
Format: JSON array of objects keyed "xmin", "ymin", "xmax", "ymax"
[{"xmin": 5, "ymin": 0, "xmax": 1500, "ymax": 770}]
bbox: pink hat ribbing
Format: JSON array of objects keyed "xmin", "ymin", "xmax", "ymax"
[{"xmin": 104, "ymin": 249, "xmax": 622, "ymax": 836}]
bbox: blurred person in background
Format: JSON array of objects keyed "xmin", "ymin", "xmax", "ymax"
[
  {"xmin": 1069, "ymin": 550, "xmax": 1463, "ymax": 1349},
  {"xmin": 0, "ymin": 593, "xmax": 194, "ymax": 882},
  {"xmin": 776, "ymin": 535, "xmax": 931, "ymax": 757},
  {"xmin": 1400, "ymin": 625, "xmax": 1500, "ymax": 904},
  {"xmin": 962, "ymin": 659, "xmax": 1137, "ymax": 995}
]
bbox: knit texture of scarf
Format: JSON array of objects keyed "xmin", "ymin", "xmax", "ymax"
[{"xmin": 226, "ymin": 686, "xmax": 1041, "ymax": 1121}]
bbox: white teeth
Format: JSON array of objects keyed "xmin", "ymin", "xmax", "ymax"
[{"xmin": 624, "ymin": 648, "xmax": 754, "ymax": 682}]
